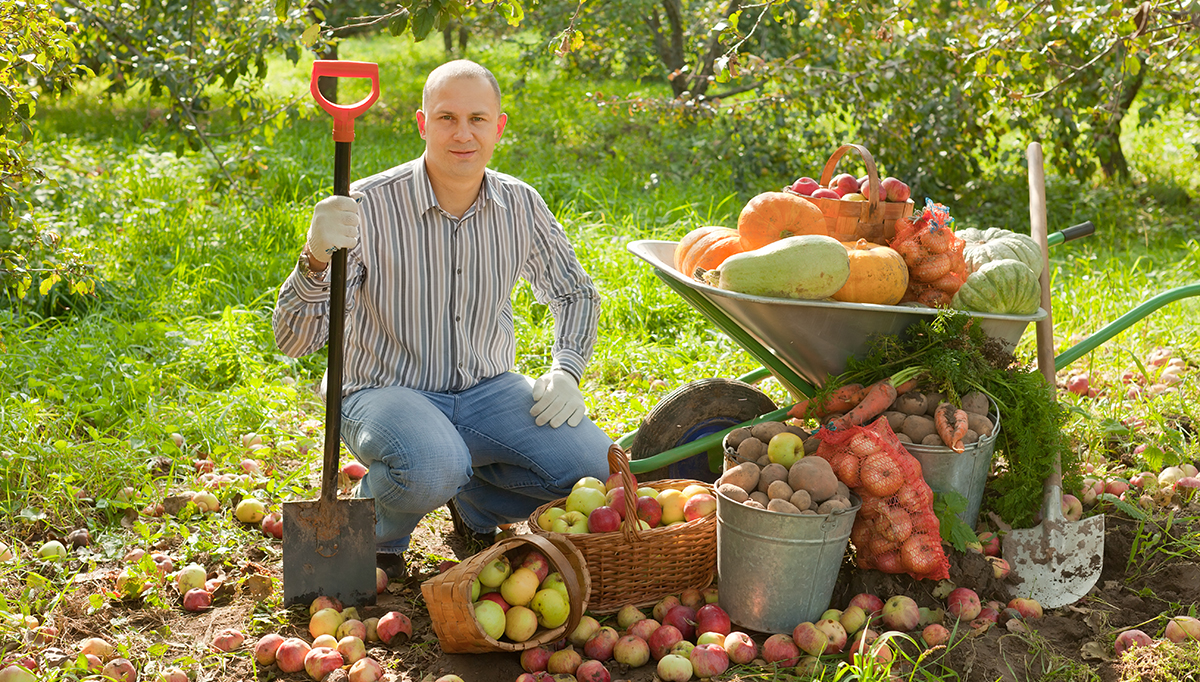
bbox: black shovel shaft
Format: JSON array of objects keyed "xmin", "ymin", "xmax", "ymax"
[{"xmin": 322, "ymin": 140, "xmax": 353, "ymax": 501}]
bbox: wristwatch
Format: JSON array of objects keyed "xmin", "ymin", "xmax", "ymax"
[{"xmin": 297, "ymin": 247, "xmax": 328, "ymax": 282}]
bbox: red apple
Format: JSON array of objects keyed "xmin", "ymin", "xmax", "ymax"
[
  {"xmin": 520, "ymin": 551, "xmax": 552, "ymax": 584},
  {"xmin": 723, "ymin": 631, "xmax": 757, "ymax": 664},
  {"xmin": 211, "ymin": 628, "xmax": 244, "ymax": 652},
  {"xmin": 304, "ymin": 646, "xmax": 344, "ymax": 681},
  {"xmin": 792, "ymin": 621, "xmax": 828, "ymax": 656},
  {"xmin": 478, "ymin": 591, "xmax": 510, "ymax": 613},
  {"xmin": 1165, "ymin": 616, "xmax": 1200, "ymax": 643},
  {"xmin": 348, "ymin": 658, "xmax": 384, "ymax": 682},
  {"xmin": 588, "ymin": 506, "xmax": 621, "ymax": 533},
  {"xmin": 879, "ymin": 176, "xmax": 911, "ymax": 202},
  {"xmin": 1007, "ymin": 597, "xmax": 1043, "ymax": 619},
  {"xmin": 575, "ymin": 659, "xmax": 610, "ymax": 682},
  {"xmin": 662, "ymin": 605, "xmax": 697, "ymax": 641},
  {"xmin": 583, "ymin": 626, "xmax": 620, "ymax": 661},
  {"xmin": 789, "ymin": 177, "xmax": 820, "ymax": 196},
  {"xmin": 653, "ymin": 595, "xmax": 682, "ymax": 622},
  {"xmin": 682, "ymin": 493, "xmax": 716, "ymax": 521},
  {"xmin": 689, "ymin": 642, "xmax": 729, "ymax": 678},
  {"xmin": 612, "ymin": 634, "xmax": 650, "ymax": 667},
  {"xmin": 627, "ymin": 619, "xmax": 660, "ymax": 642},
  {"xmin": 762, "ymin": 632, "xmax": 800, "ymax": 667},
  {"xmin": 695, "ymin": 603, "xmax": 731, "ymax": 637},
  {"xmin": 946, "ymin": 588, "xmax": 981, "ymax": 621},
  {"xmin": 648, "ymin": 624, "xmax": 683, "ymax": 661},
  {"xmin": 261, "ymin": 512, "xmax": 283, "ymax": 539},
  {"xmin": 567, "ymin": 615, "xmax": 600, "ymax": 647},
  {"xmin": 635, "ymin": 496, "xmax": 662, "ymax": 528},
  {"xmin": 605, "ymin": 472, "xmax": 632, "ymax": 492},
  {"xmin": 1114, "ymin": 629, "xmax": 1152, "ymax": 655},
  {"xmin": 254, "ymin": 633, "xmax": 285, "ymax": 665},
  {"xmin": 922, "ymin": 623, "xmax": 950, "ymax": 647},
  {"xmin": 848, "ymin": 593, "xmax": 884, "ymax": 617},
  {"xmin": 830, "ymin": 173, "xmax": 859, "ymax": 197},
  {"xmin": 182, "ymin": 588, "xmax": 211, "ymax": 612},
  {"xmin": 342, "ymin": 461, "xmax": 368, "ymax": 480},
  {"xmin": 377, "ymin": 611, "xmax": 412, "ymax": 646},
  {"xmin": 977, "ymin": 531, "xmax": 1001, "ymax": 556},
  {"xmin": 547, "ymin": 647, "xmax": 582, "ymax": 675},
  {"xmin": 881, "ymin": 595, "xmax": 920, "ymax": 631},
  {"xmin": 811, "ymin": 187, "xmax": 841, "ymax": 199},
  {"xmin": 815, "ymin": 618, "xmax": 848, "ymax": 654},
  {"xmin": 679, "ymin": 588, "xmax": 705, "ymax": 612},
  {"xmin": 520, "ymin": 646, "xmax": 552, "ymax": 673}
]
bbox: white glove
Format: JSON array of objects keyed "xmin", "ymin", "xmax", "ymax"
[
  {"xmin": 306, "ymin": 192, "xmax": 363, "ymax": 264},
  {"xmin": 530, "ymin": 369, "xmax": 587, "ymax": 428}
]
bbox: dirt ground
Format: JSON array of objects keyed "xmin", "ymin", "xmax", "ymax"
[{"xmin": 45, "ymin": 501, "xmax": 1200, "ymax": 682}]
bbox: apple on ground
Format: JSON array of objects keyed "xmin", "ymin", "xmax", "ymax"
[
  {"xmin": 1007, "ymin": 597, "xmax": 1043, "ymax": 619},
  {"xmin": 695, "ymin": 603, "xmax": 731, "ymax": 637},
  {"xmin": 702, "ymin": 586, "xmax": 719, "ymax": 603},
  {"xmin": 79, "ymin": 637, "xmax": 114, "ymax": 659},
  {"xmin": 159, "ymin": 667, "xmax": 188, "ymax": 682},
  {"xmin": 575, "ymin": 659, "xmax": 610, "ymax": 682},
  {"xmin": 662, "ymin": 605, "xmax": 697, "ymax": 641},
  {"xmin": 304, "ymin": 647, "xmax": 344, "ymax": 681},
  {"xmin": 309, "ymin": 607, "xmax": 345, "ymax": 638},
  {"xmin": 653, "ymin": 595, "xmax": 681, "ymax": 622},
  {"xmin": 275, "ymin": 637, "xmax": 312, "ymax": 673},
  {"xmin": 848, "ymin": 593, "xmax": 884, "ymax": 616},
  {"xmin": 567, "ymin": 615, "xmax": 601, "ymax": 647},
  {"xmin": 815, "ymin": 618, "xmax": 848, "ymax": 653},
  {"xmin": 678, "ymin": 588, "xmax": 705, "ymax": 611},
  {"xmin": 234, "ymin": 498, "xmax": 266, "ymax": 524},
  {"xmin": 628, "ymin": 618, "xmax": 661, "ymax": 642},
  {"xmin": 584, "ymin": 627, "xmax": 620, "ymax": 661},
  {"xmin": 613, "ymin": 635, "xmax": 650, "ymax": 667},
  {"xmin": 1061, "ymin": 494, "xmax": 1083, "ymax": 522},
  {"xmin": 762, "ymin": 632, "xmax": 801, "ymax": 667},
  {"xmin": 792, "ymin": 621, "xmax": 828, "ymax": 656},
  {"xmin": 616, "ymin": 604, "xmax": 647, "ymax": 631},
  {"xmin": 648, "ymin": 625, "xmax": 683, "ymax": 661},
  {"xmin": 1114, "ymin": 629, "xmax": 1152, "ymax": 655},
  {"xmin": 312, "ymin": 634, "xmax": 338, "ymax": 649},
  {"xmin": 723, "ymin": 631, "xmax": 758, "ymax": 664},
  {"xmin": 946, "ymin": 588, "xmax": 982, "ymax": 621},
  {"xmin": 376, "ymin": 611, "xmax": 411, "ymax": 646},
  {"xmin": 211, "ymin": 628, "xmax": 245, "ymax": 652},
  {"xmin": 337, "ymin": 635, "xmax": 368, "ymax": 664},
  {"xmin": 657, "ymin": 653, "xmax": 693, "ymax": 682},
  {"xmin": 261, "ymin": 512, "xmax": 283, "ymax": 539},
  {"xmin": 182, "ymin": 588, "xmax": 212, "ymax": 612},
  {"xmin": 1165, "ymin": 616, "xmax": 1200, "ymax": 643},
  {"xmin": 922, "ymin": 623, "xmax": 950, "ymax": 647},
  {"xmin": 521, "ymin": 646, "xmax": 553, "ymax": 672},
  {"xmin": 547, "ymin": 648, "xmax": 582, "ymax": 675},
  {"xmin": 976, "ymin": 532, "xmax": 1001, "ymax": 556},
  {"xmin": 254, "ymin": 633, "xmax": 285, "ymax": 665},
  {"xmin": 988, "ymin": 556, "xmax": 1011, "ymax": 580},
  {"xmin": 348, "ymin": 658, "xmax": 384, "ymax": 682},
  {"xmin": 342, "ymin": 461, "xmax": 368, "ymax": 480},
  {"xmin": 881, "ymin": 595, "xmax": 920, "ymax": 631},
  {"xmin": 696, "ymin": 631, "xmax": 724, "ymax": 647},
  {"xmin": 840, "ymin": 605, "xmax": 867, "ymax": 634}
]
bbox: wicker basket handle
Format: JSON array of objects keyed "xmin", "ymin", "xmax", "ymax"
[
  {"xmin": 509, "ymin": 533, "xmax": 588, "ymax": 636},
  {"xmin": 607, "ymin": 444, "xmax": 647, "ymax": 544},
  {"xmin": 817, "ymin": 143, "xmax": 885, "ymax": 222}
]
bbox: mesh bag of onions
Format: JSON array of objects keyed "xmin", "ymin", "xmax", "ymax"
[
  {"xmin": 889, "ymin": 199, "xmax": 967, "ymax": 308},
  {"xmin": 815, "ymin": 416, "xmax": 950, "ymax": 581}
]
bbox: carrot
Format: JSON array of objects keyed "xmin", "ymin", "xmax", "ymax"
[
  {"xmin": 788, "ymin": 384, "xmax": 866, "ymax": 420},
  {"xmin": 935, "ymin": 402, "xmax": 969, "ymax": 453},
  {"xmin": 827, "ymin": 368, "xmax": 923, "ymax": 431}
]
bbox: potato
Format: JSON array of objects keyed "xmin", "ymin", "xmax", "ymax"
[
  {"xmin": 750, "ymin": 421, "xmax": 788, "ymax": 443},
  {"xmin": 725, "ymin": 427, "xmax": 753, "ymax": 449},
  {"xmin": 962, "ymin": 391, "xmax": 990, "ymax": 416},
  {"xmin": 883, "ymin": 410, "xmax": 907, "ymax": 432},
  {"xmin": 789, "ymin": 489, "xmax": 812, "ymax": 511},
  {"xmin": 835, "ymin": 482, "xmax": 850, "ymax": 499},
  {"xmin": 784, "ymin": 424, "xmax": 811, "ymax": 439},
  {"xmin": 788, "ymin": 457, "xmax": 838, "ymax": 502},
  {"xmin": 767, "ymin": 480, "xmax": 794, "ymax": 500},
  {"xmin": 901, "ymin": 414, "xmax": 937, "ymax": 443},
  {"xmin": 893, "ymin": 392, "xmax": 928, "ymax": 416},
  {"xmin": 896, "ymin": 432, "xmax": 913, "ymax": 444},
  {"xmin": 721, "ymin": 462, "xmax": 760, "ymax": 493},
  {"xmin": 817, "ymin": 498, "xmax": 848, "ymax": 514},
  {"xmin": 967, "ymin": 413, "xmax": 994, "ymax": 437},
  {"xmin": 767, "ymin": 499, "xmax": 801, "ymax": 514},
  {"xmin": 736, "ymin": 437, "xmax": 766, "ymax": 464},
  {"xmin": 922, "ymin": 433, "xmax": 944, "ymax": 446},
  {"xmin": 717, "ymin": 483, "xmax": 749, "ymax": 503},
  {"xmin": 744, "ymin": 499, "xmax": 765, "ymax": 510},
  {"xmin": 757, "ymin": 454, "xmax": 772, "ymax": 467},
  {"xmin": 804, "ymin": 437, "xmax": 821, "ymax": 455},
  {"xmin": 758, "ymin": 463, "xmax": 789, "ymax": 493},
  {"xmin": 924, "ymin": 392, "xmax": 946, "ymax": 415},
  {"xmin": 963, "ymin": 429, "xmax": 980, "ymax": 445},
  {"xmin": 749, "ymin": 491, "xmax": 770, "ymax": 507}
]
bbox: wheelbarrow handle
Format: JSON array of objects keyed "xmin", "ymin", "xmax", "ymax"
[{"xmin": 1047, "ymin": 221, "xmax": 1094, "ymax": 247}]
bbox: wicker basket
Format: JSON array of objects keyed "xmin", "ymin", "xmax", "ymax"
[
  {"xmin": 421, "ymin": 533, "xmax": 590, "ymax": 654},
  {"xmin": 786, "ymin": 143, "xmax": 915, "ymax": 244},
  {"xmin": 527, "ymin": 444, "xmax": 716, "ymax": 614}
]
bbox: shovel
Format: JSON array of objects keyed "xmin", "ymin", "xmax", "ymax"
[
  {"xmin": 283, "ymin": 60, "xmax": 381, "ymax": 608},
  {"xmin": 1001, "ymin": 142, "xmax": 1105, "ymax": 609}
]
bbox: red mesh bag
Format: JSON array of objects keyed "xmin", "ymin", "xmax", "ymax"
[
  {"xmin": 815, "ymin": 417, "xmax": 949, "ymax": 581},
  {"xmin": 889, "ymin": 199, "xmax": 966, "ymax": 308}
]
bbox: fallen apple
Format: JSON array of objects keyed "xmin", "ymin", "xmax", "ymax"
[
  {"xmin": 762, "ymin": 632, "xmax": 801, "ymax": 667},
  {"xmin": 648, "ymin": 624, "xmax": 683, "ymax": 661},
  {"xmin": 656, "ymin": 653, "xmax": 693, "ymax": 682},
  {"xmin": 723, "ymin": 631, "xmax": 758, "ymax": 665},
  {"xmin": 182, "ymin": 588, "xmax": 211, "ymax": 612},
  {"xmin": 583, "ymin": 626, "xmax": 619, "ymax": 661},
  {"xmin": 922, "ymin": 623, "xmax": 950, "ymax": 647},
  {"xmin": 695, "ymin": 603, "xmax": 731, "ymax": 637},
  {"xmin": 574, "ymin": 658, "xmax": 610, "ymax": 682},
  {"xmin": 567, "ymin": 615, "xmax": 601, "ymax": 647},
  {"xmin": 1164, "ymin": 616, "xmax": 1200, "ymax": 643},
  {"xmin": 304, "ymin": 646, "xmax": 344, "ymax": 681},
  {"xmin": 234, "ymin": 498, "xmax": 266, "ymax": 524},
  {"xmin": 101, "ymin": 658, "xmax": 137, "ymax": 682},
  {"xmin": 616, "ymin": 604, "xmax": 647, "ymax": 631},
  {"xmin": 662, "ymin": 605, "xmax": 697, "ymax": 641},
  {"xmin": 627, "ymin": 618, "xmax": 661, "ymax": 642},
  {"xmin": 1114, "ymin": 628, "xmax": 1152, "ymax": 655},
  {"xmin": 377, "ymin": 611, "xmax": 412, "ymax": 646},
  {"xmin": 946, "ymin": 587, "xmax": 982, "ymax": 621},
  {"xmin": 37, "ymin": 540, "xmax": 68, "ymax": 562},
  {"xmin": 309, "ymin": 607, "xmax": 345, "ymax": 639},
  {"xmin": 521, "ymin": 646, "xmax": 553, "ymax": 672},
  {"xmin": 792, "ymin": 621, "xmax": 829, "ymax": 656},
  {"xmin": 882, "ymin": 595, "xmax": 920, "ymax": 631},
  {"xmin": 348, "ymin": 657, "xmax": 384, "ymax": 682},
  {"xmin": 254, "ymin": 633, "xmax": 285, "ymax": 665},
  {"xmin": 275, "ymin": 637, "xmax": 312, "ymax": 673},
  {"xmin": 547, "ymin": 647, "xmax": 582, "ymax": 675},
  {"xmin": 211, "ymin": 628, "xmax": 244, "ymax": 652},
  {"xmin": 612, "ymin": 634, "xmax": 650, "ymax": 667},
  {"xmin": 158, "ymin": 666, "xmax": 188, "ymax": 682}
]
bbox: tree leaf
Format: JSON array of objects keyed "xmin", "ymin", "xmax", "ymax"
[
  {"xmin": 300, "ymin": 23, "xmax": 321, "ymax": 47},
  {"xmin": 388, "ymin": 12, "xmax": 410, "ymax": 37}
]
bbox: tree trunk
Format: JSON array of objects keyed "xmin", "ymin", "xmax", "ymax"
[
  {"xmin": 646, "ymin": 3, "xmax": 688, "ymax": 97},
  {"xmin": 1096, "ymin": 53, "xmax": 1145, "ymax": 180}
]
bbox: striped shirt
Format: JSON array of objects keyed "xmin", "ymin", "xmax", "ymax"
[{"xmin": 273, "ymin": 156, "xmax": 601, "ymax": 397}]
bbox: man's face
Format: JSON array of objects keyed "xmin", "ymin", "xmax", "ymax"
[{"xmin": 416, "ymin": 76, "xmax": 507, "ymax": 183}]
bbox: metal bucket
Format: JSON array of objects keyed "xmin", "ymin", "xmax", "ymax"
[
  {"xmin": 902, "ymin": 410, "xmax": 1000, "ymax": 530},
  {"xmin": 715, "ymin": 488, "xmax": 859, "ymax": 633}
]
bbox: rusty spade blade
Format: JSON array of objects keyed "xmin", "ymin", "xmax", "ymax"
[
  {"xmin": 283, "ymin": 61, "xmax": 381, "ymax": 609},
  {"xmin": 1002, "ymin": 142, "xmax": 1104, "ymax": 610}
]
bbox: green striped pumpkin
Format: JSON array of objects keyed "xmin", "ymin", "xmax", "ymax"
[
  {"xmin": 952, "ymin": 258, "xmax": 1041, "ymax": 315},
  {"xmin": 957, "ymin": 227, "xmax": 1043, "ymax": 277}
]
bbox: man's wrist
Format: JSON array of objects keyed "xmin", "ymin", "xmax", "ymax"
[{"xmin": 302, "ymin": 244, "xmax": 330, "ymax": 272}]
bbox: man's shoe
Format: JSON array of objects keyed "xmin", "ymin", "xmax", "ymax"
[
  {"xmin": 376, "ymin": 552, "xmax": 407, "ymax": 581},
  {"xmin": 447, "ymin": 499, "xmax": 499, "ymax": 548}
]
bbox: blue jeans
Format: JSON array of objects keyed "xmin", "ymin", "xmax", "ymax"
[{"xmin": 340, "ymin": 371, "xmax": 612, "ymax": 553}]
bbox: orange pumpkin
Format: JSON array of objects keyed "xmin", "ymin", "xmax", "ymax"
[
  {"xmin": 674, "ymin": 226, "xmax": 745, "ymax": 278},
  {"xmin": 832, "ymin": 240, "xmax": 909, "ymax": 305},
  {"xmin": 736, "ymin": 191, "xmax": 827, "ymax": 251}
]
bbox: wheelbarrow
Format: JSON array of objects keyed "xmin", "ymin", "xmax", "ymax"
[{"xmin": 621, "ymin": 229, "xmax": 1200, "ymax": 481}]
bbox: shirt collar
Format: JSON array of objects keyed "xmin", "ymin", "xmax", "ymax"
[{"xmin": 414, "ymin": 155, "xmax": 509, "ymax": 215}]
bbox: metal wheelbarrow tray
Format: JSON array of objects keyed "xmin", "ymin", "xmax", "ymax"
[{"xmin": 626, "ymin": 239, "xmax": 1046, "ymax": 397}]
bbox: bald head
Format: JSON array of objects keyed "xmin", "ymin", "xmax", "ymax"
[{"xmin": 422, "ymin": 60, "xmax": 502, "ymax": 112}]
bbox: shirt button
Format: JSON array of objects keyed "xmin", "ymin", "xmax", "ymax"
[
  {"xmin": 456, "ymin": 268, "xmax": 462, "ymax": 274},
  {"xmin": 455, "ymin": 316, "xmax": 461, "ymax": 321}
]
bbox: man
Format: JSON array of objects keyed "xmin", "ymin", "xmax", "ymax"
[{"xmin": 273, "ymin": 60, "xmax": 612, "ymax": 577}]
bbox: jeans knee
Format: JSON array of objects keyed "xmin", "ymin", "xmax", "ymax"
[{"xmin": 367, "ymin": 452, "xmax": 469, "ymax": 513}]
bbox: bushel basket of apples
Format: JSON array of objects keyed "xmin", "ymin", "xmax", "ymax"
[
  {"xmin": 785, "ymin": 143, "xmax": 915, "ymax": 244},
  {"xmin": 420, "ymin": 532, "xmax": 589, "ymax": 653},
  {"xmin": 528, "ymin": 444, "xmax": 717, "ymax": 614}
]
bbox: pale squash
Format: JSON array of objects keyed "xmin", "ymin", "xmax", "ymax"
[
  {"xmin": 736, "ymin": 191, "xmax": 827, "ymax": 251},
  {"xmin": 957, "ymin": 227, "xmax": 1043, "ymax": 277},
  {"xmin": 703, "ymin": 234, "xmax": 850, "ymax": 300},
  {"xmin": 674, "ymin": 226, "xmax": 744, "ymax": 278},
  {"xmin": 833, "ymin": 240, "xmax": 909, "ymax": 305},
  {"xmin": 952, "ymin": 258, "xmax": 1041, "ymax": 315}
]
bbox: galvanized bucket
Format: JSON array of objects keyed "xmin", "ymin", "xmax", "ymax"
[
  {"xmin": 715, "ymin": 488, "xmax": 859, "ymax": 634},
  {"xmin": 902, "ymin": 410, "xmax": 1000, "ymax": 531}
]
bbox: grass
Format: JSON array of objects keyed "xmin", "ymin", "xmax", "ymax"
[{"xmin": 1, "ymin": 29, "xmax": 1199, "ymax": 682}]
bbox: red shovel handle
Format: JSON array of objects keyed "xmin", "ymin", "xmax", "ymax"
[{"xmin": 310, "ymin": 60, "xmax": 381, "ymax": 143}]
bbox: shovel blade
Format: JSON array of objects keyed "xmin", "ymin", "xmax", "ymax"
[
  {"xmin": 1003, "ymin": 514, "xmax": 1104, "ymax": 609},
  {"xmin": 283, "ymin": 497, "xmax": 377, "ymax": 608}
]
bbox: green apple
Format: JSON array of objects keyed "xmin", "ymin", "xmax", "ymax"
[
  {"xmin": 551, "ymin": 511, "xmax": 589, "ymax": 534},
  {"xmin": 572, "ymin": 476, "xmax": 607, "ymax": 494},
  {"xmin": 636, "ymin": 487, "xmax": 659, "ymax": 498},
  {"xmin": 538, "ymin": 506, "xmax": 566, "ymax": 531},
  {"xmin": 477, "ymin": 556, "xmax": 512, "ymax": 588},
  {"xmin": 37, "ymin": 540, "xmax": 67, "ymax": 561},
  {"xmin": 530, "ymin": 588, "xmax": 570, "ymax": 629},
  {"xmin": 470, "ymin": 578, "xmax": 481, "ymax": 602},
  {"xmin": 541, "ymin": 572, "xmax": 569, "ymax": 603},
  {"xmin": 565, "ymin": 487, "xmax": 607, "ymax": 517},
  {"xmin": 473, "ymin": 599, "xmax": 506, "ymax": 640},
  {"xmin": 767, "ymin": 432, "xmax": 805, "ymax": 468},
  {"xmin": 505, "ymin": 605, "xmax": 539, "ymax": 642},
  {"xmin": 656, "ymin": 489, "xmax": 687, "ymax": 525}
]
